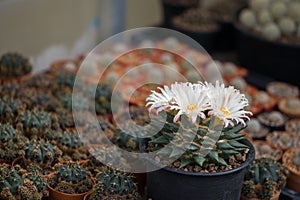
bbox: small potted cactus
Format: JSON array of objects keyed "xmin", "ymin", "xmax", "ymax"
[
  {"xmin": 252, "ymin": 140, "xmax": 283, "ymax": 162},
  {"xmin": 282, "ymin": 148, "xmax": 300, "ymax": 193},
  {"xmin": 257, "ymin": 111, "xmax": 288, "ymax": 131},
  {"xmin": 285, "ymin": 118, "xmax": 300, "ymax": 138},
  {"xmin": 20, "ymin": 139, "xmax": 62, "ymax": 173},
  {"xmin": 278, "ymin": 97, "xmax": 300, "ymax": 118},
  {"xmin": 142, "ymin": 81, "xmax": 255, "ymax": 200},
  {"xmin": 16, "ymin": 109, "xmax": 52, "ymax": 139},
  {"xmin": 241, "ymin": 157, "xmax": 289, "ymax": 200},
  {"xmin": 47, "ymin": 163, "xmax": 94, "ymax": 200},
  {"xmin": 0, "ymin": 124, "xmax": 27, "ymax": 164},
  {"xmin": 0, "ymin": 52, "xmax": 32, "ymax": 83},
  {"xmin": 0, "ymin": 96, "xmax": 24, "ymax": 124},
  {"xmin": 0, "ymin": 163, "xmax": 43, "ymax": 200},
  {"xmin": 242, "ymin": 117, "xmax": 269, "ymax": 140},
  {"xmin": 266, "ymin": 131, "xmax": 300, "ymax": 152},
  {"xmin": 84, "ymin": 168, "xmax": 140, "ymax": 200}
]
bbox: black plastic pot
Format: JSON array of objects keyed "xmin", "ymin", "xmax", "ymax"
[
  {"xmin": 161, "ymin": 1, "xmax": 197, "ymax": 28},
  {"xmin": 214, "ymin": 20, "xmax": 237, "ymax": 51},
  {"xmin": 170, "ymin": 24, "xmax": 221, "ymax": 53},
  {"xmin": 233, "ymin": 7, "xmax": 300, "ymax": 87},
  {"xmin": 144, "ymin": 139, "xmax": 255, "ymax": 200}
]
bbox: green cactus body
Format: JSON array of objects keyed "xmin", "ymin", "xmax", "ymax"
[
  {"xmin": 242, "ymin": 157, "xmax": 289, "ymax": 199},
  {"xmin": 0, "ymin": 52, "xmax": 32, "ymax": 77},
  {"xmin": 149, "ymin": 113, "xmax": 248, "ymax": 169},
  {"xmin": 94, "ymin": 83, "xmax": 113, "ymax": 115},
  {"xmin": 23, "ymin": 172, "xmax": 47, "ymax": 193},
  {"xmin": 22, "ymin": 139, "xmax": 61, "ymax": 167},
  {"xmin": 17, "ymin": 179, "xmax": 41, "ymax": 200},
  {"xmin": 49, "ymin": 163, "xmax": 93, "ymax": 194},
  {"xmin": 94, "ymin": 168, "xmax": 140, "ymax": 200},
  {"xmin": 0, "ymin": 134, "xmax": 28, "ymax": 163},
  {"xmin": 58, "ymin": 129, "xmax": 83, "ymax": 153},
  {"xmin": 0, "ymin": 97, "xmax": 24, "ymax": 123},
  {"xmin": 0, "ymin": 164, "xmax": 24, "ymax": 196},
  {"xmin": 0, "ymin": 124, "xmax": 15, "ymax": 143},
  {"xmin": 16, "ymin": 109, "xmax": 52, "ymax": 139},
  {"xmin": 57, "ymin": 163, "xmax": 87, "ymax": 184}
]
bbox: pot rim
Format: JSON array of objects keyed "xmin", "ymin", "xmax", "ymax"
[
  {"xmin": 144, "ymin": 139, "xmax": 255, "ymax": 177},
  {"xmin": 232, "ymin": 5, "xmax": 300, "ymax": 49}
]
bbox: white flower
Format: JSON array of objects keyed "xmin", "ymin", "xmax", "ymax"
[
  {"xmin": 146, "ymin": 85, "xmax": 175, "ymax": 114},
  {"xmin": 205, "ymin": 81, "xmax": 252, "ymax": 127},
  {"xmin": 170, "ymin": 82, "xmax": 211, "ymax": 123}
]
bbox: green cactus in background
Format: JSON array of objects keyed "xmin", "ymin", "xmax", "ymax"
[
  {"xmin": 23, "ymin": 172, "xmax": 47, "ymax": 193},
  {"xmin": 17, "ymin": 180, "xmax": 41, "ymax": 200},
  {"xmin": 242, "ymin": 157, "xmax": 289, "ymax": 199},
  {"xmin": 94, "ymin": 83, "xmax": 114, "ymax": 115},
  {"xmin": 57, "ymin": 129, "xmax": 84, "ymax": 152},
  {"xmin": 0, "ymin": 123, "xmax": 15, "ymax": 143},
  {"xmin": 21, "ymin": 139, "xmax": 62, "ymax": 168},
  {"xmin": 111, "ymin": 122, "xmax": 141, "ymax": 152},
  {"xmin": 0, "ymin": 52, "xmax": 32, "ymax": 77},
  {"xmin": 0, "ymin": 164, "xmax": 24, "ymax": 196},
  {"xmin": 16, "ymin": 109, "xmax": 52, "ymax": 139},
  {"xmin": 92, "ymin": 168, "xmax": 140, "ymax": 200},
  {"xmin": 0, "ymin": 133, "xmax": 28, "ymax": 163},
  {"xmin": 48, "ymin": 163, "xmax": 93, "ymax": 194},
  {"xmin": 0, "ymin": 97, "xmax": 24, "ymax": 124},
  {"xmin": 149, "ymin": 112, "xmax": 249, "ymax": 169}
]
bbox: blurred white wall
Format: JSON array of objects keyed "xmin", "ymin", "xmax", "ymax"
[{"xmin": 0, "ymin": 0, "xmax": 162, "ymax": 72}]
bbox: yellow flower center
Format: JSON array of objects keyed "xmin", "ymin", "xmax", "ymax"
[
  {"xmin": 187, "ymin": 104, "xmax": 196, "ymax": 111},
  {"xmin": 220, "ymin": 106, "xmax": 230, "ymax": 116}
]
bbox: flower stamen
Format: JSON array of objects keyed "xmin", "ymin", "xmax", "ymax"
[
  {"xmin": 220, "ymin": 106, "xmax": 230, "ymax": 116},
  {"xmin": 187, "ymin": 104, "xmax": 196, "ymax": 111}
]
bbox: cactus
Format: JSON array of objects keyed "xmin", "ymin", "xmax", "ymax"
[
  {"xmin": 17, "ymin": 180, "xmax": 41, "ymax": 200},
  {"xmin": 23, "ymin": 172, "xmax": 47, "ymax": 193},
  {"xmin": 0, "ymin": 52, "xmax": 32, "ymax": 77},
  {"xmin": 262, "ymin": 23, "xmax": 281, "ymax": 40},
  {"xmin": 57, "ymin": 129, "xmax": 84, "ymax": 152},
  {"xmin": 0, "ymin": 164, "xmax": 24, "ymax": 196},
  {"xmin": 239, "ymin": 9, "xmax": 257, "ymax": 28},
  {"xmin": 249, "ymin": 0, "xmax": 270, "ymax": 12},
  {"xmin": 91, "ymin": 168, "xmax": 140, "ymax": 200},
  {"xmin": 0, "ymin": 124, "xmax": 15, "ymax": 143},
  {"xmin": 278, "ymin": 17, "xmax": 296, "ymax": 34},
  {"xmin": 245, "ymin": 118, "xmax": 261, "ymax": 133},
  {"xmin": 21, "ymin": 139, "xmax": 62, "ymax": 168},
  {"xmin": 287, "ymin": 1, "xmax": 300, "ymax": 22},
  {"xmin": 94, "ymin": 83, "xmax": 113, "ymax": 115},
  {"xmin": 0, "ymin": 134, "xmax": 28, "ymax": 163},
  {"xmin": 270, "ymin": 1, "xmax": 287, "ymax": 19},
  {"xmin": 16, "ymin": 109, "xmax": 52, "ymax": 139},
  {"xmin": 229, "ymin": 77, "xmax": 247, "ymax": 92},
  {"xmin": 0, "ymin": 97, "xmax": 24, "ymax": 124},
  {"xmin": 242, "ymin": 157, "xmax": 289, "ymax": 199},
  {"xmin": 148, "ymin": 112, "xmax": 249, "ymax": 169},
  {"xmin": 111, "ymin": 121, "xmax": 142, "ymax": 151},
  {"xmin": 48, "ymin": 163, "xmax": 93, "ymax": 194}
]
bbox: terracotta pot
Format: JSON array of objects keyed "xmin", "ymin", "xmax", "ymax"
[
  {"xmin": 83, "ymin": 191, "xmax": 92, "ymax": 200},
  {"xmin": 240, "ymin": 189, "xmax": 281, "ymax": 200},
  {"xmin": 282, "ymin": 148, "xmax": 300, "ymax": 193},
  {"xmin": 48, "ymin": 184, "xmax": 90, "ymax": 200}
]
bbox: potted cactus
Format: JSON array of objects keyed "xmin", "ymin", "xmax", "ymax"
[
  {"xmin": 84, "ymin": 168, "xmax": 140, "ymax": 200},
  {"xmin": 252, "ymin": 140, "xmax": 282, "ymax": 162},
  {"xmin": 0, "ymin": 52, "xmax": 32, "ymax": 83},
  {"xmin": 266, "ymin": 131, "xmax": 300, "ymax": 152},
  {"xmin": 141, "ymin": 81, "xmax": 255, "ymax": 200},
  {"xmin": 0, "ymin": 163, "xmax": 43, "ymax": 200},
  {"xmin": 282, "ymin": 148, "xmax": 300, "ymax": 193},
  {"xmin": 47, "ymin": 163, "xmax": 94, "ymax": 200},
  {"xmin": 241, "ymin": 157, "xmax": 289, "ymax": 200},
  {"xmin": 16, "ymin": 109, "xmax": 53, "ymax": 139},
  {"xmin": 20, "ymin": 139, "xmax": 62, "ymax": 174},
  {"xmin": 0, "ymin": 123, "xmax": 27, "ymax": 164}
]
